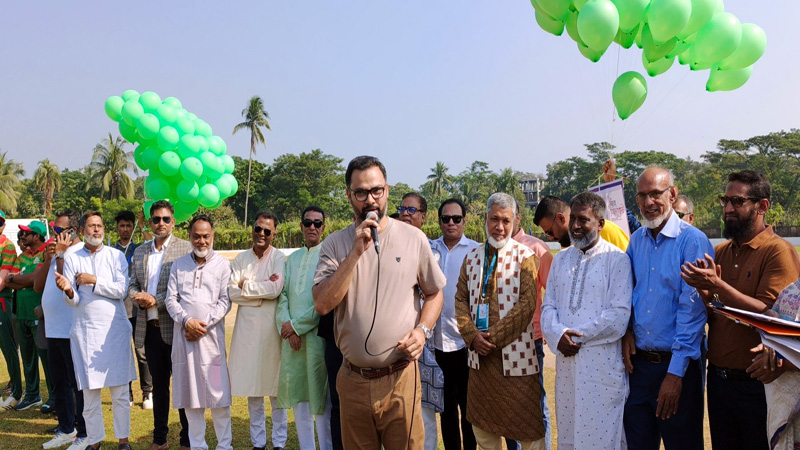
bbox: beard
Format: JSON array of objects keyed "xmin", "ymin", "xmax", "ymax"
[
  {"xmin": 84, "ymin": 233, "xmax": 103, "ymax": 247},
  {"xmin": 570, "ymin": 228, "xmax": 599, "ymax": 250},
  {"xmin": 193, "ymin": 247, "xmax": 210, "ymax": 258},
  {"xmin": 723, "ymin": 210, "xmax": 757, "ymax": 241},
  {"xmin": 558, "ymin": 232, "xmax": 571, "ymax": 248},
  {"xmin": 485, "ymin": 225, "xmax": 510, "ymax": 249},
  {"xmin": 643, "ymin": 208, "xmax": 671, "ymax": 229},
  {"xmin": 358, "ymin": 204, "xmax": 385, "ymax": 222}
]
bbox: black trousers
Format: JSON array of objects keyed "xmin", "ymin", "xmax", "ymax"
[
  {"xmin": 435, "ymin": 347, "xmax": 476, "ymax": 450},
  {"xmin": 47, "ymin": 338, "xmax": 86, "ymax": 438},
  {"xmin": 144, "ymin": 322, "xmax": 189, "ymax": 447},
  {"xmin": 707, "ymin": 364, "xmax": 769, "ymax": 450},
  {"xmin": 324, "ymin": 337, "xmax": 344, "ymax": 450}
]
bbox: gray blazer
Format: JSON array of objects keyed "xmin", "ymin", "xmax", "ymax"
[{"xmin": 128, "ymin": 236, "xmax": 192, "ymax": 348}]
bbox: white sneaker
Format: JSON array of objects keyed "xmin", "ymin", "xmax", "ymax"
[
  {"xmin": 43, "ymin": 430, "xmax": 77, "ymax": 449},
  {"xmin": 65, "ymin": 436, "xmax": 87, "ymax": 450},
  {"xmin": 1, "ymin": 396, "xmax": 19, "ymax": 410},
  {"xmin": 142, "ymin": 392, "xmax": 153, "ymax": 410}
]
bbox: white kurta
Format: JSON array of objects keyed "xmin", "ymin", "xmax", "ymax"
[
  {"xmin": 63, "ymin": 245, "xmax": 136, "ymax": 391},
  {"xmin": 541, "ymin": 238, "xmax": 633, "ymax": 450},
  {"xmin": 166, "ymin": 251, "xmax": 232, "ymax": 409},
  {"xmin": 228, "ymin": 247, "xmax": 286, "ymax": 397}
]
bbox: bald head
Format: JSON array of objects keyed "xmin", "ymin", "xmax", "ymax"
[{"xmin": 637, "ymin": 167, "xmax": 674, "ymax": 187}]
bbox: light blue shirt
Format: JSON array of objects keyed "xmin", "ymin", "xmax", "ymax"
[
  {"xmin": 627, "ymin": 212, "xmax": 714, "ymax": 377},
  {"xmin": 431, "ymin": 234, "xmax": 479, "ymax": 352}
]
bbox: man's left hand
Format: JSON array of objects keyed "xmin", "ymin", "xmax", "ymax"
[
  {"xmin": 747, "ymin": 343, "xmax": 785, "ymax": 384},
  {"xmin": 281, "ymin": 321, "xmax": 295, "ymax": 339},
  {"xmin": 656, "ymin": 373, "xmax": 682, "ymax": 420},
  {"xmin": 680, "ymin": 254, "xmax": 721, "ymax": 291},
  {"xmin": 34, "ymin": 306, "xmax": 44, "ymax": 320},
  {"xmin": 238, "ymin": 277, "xmax": 247, "ymax": 289},
  {"xmin": 396, "ymin": 327, "xmax": 426, "ymax": 360},
  {"xmin": 75, "ymin": 273, "xmax": 97, "ymax": 286},
  {"xmin": 289, "ymin": 335, "xmax": 302, "ymax": 351}
]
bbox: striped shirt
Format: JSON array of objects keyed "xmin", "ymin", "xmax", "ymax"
[
  {"xmin": 0, "ymin": 236, "xmax": 17, "ymax": 298},
  {"xmin": 13, "ymin": 245, "xmax": 45, "ymax": 320}
]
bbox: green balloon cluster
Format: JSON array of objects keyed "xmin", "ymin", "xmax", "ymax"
[
  {"xmin": 530, "ymin": 0, "xmax": 767, "ymax": 119},
  {"xmin": 105, "ymin": 90, "xmax": 239, "ymax": 223}
]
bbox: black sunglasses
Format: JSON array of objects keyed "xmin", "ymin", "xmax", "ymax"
[
  {"xmin": 440, "ymin": 215, "xmax": 464, "ymax": 224},
  {"xmin": 718, "ymin": 195, "xmax": 761, "ymax": 208},
  {"xmin": 302, "ymin": 219, "xmax": 324, "ymax": 229},
  {"xmin": 253, "ymin": 226, "xmax": 272, "ymax": 236},
  {"xmin": 151, "ymin": 216, "xmax": 172, "ymax": 224},
  {"xmin": 0, "ymin": 219, "xmax": 5, "ymax": 227}
]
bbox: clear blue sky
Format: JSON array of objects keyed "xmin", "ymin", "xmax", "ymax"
[{"xmin": 1, "ymin": 1, "xmax": 797, "ymax": 189}]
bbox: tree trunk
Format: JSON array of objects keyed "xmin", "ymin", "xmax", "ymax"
[{"xmin": 245, "ymin": 134, "xmax": 255, "ymax": 225}]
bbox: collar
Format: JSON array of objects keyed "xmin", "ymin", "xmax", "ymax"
[
  {"xmin": 251, "ymin": 246, "xmax": 274, "ymax": 259},
  {"xmin": 435, "ymin": 234, "xmax": 472, "ymax": 249},
  {"xmin": 733, "ymin": 225, "xmax": 775, "ymax": 250},
  {"xmin": 151, "ymin": 234, "xmax": 172, "ymax": 253},
  {"xmin": 81, "ymin": 243, "xmax": 104, "ymax": 254},
  {"xmin": 575, "ymin": 237, "xmax": 606, "ymax": 256},
  {"xmin": 191, "ymin": 249, "xmax": 215, "ymax": 265},
  {"xmin": 512, "ymin": 229, "xmax": 525, "ymax": 240},
  {"xmin": 303, "ymin": 243, "xmax": 322, "ymax": 252},
  {"xmin": 646, "ymin": 210, "xmax": 681, "ymax": 241}
]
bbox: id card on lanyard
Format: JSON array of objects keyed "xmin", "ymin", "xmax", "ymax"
[{"xmin": 476, "ymin": 245, "xmax": 497, "ymax": 332}]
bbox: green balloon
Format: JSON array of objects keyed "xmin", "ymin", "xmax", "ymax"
[
  {"xmin": 573, "ymin": 0, "xmax": 588, "ymax": 10},
  {"xmin": 220, "ymin": 155, "xmax": 235, "ymax": 174},
  {"xmin": 193, "ymin": 119, "xmax": 213, "ymax": 137},
  {"xmin": 642, "ymin": 53, "xmax": 675, "ymax": 76},
  {"xmin": 176, "ymin": 180, "xmax": 200, "ymax": 202},
  {"xmin": 196, "ymin": 136, "xmax": 210, "ymax": 154},
  {"xmin": 137, "ymin": 113, "xmax": 161, "ymax": 141},
  {"xmin": 177, "ymin": 135, "xmax": 201, "ymax": 159},
  {"xmin": 565, "ymin": 10, "xmax": 585, "ymax": 45},
  {"xmin": 539, "ymin": 0, "xmax": 570, "ymax": 21},
  {"xmin": 121, "ymin": 100, "xmax": 144, "ymax": 127},
  {"xmin": 133, "ymin": 144, "xmax": 147, "ymax": 170},
  {"xmin": 646, "ymin": 0, "xmax": 692, "ymax": 45},
  {"xmin": 175, "ymin": 117, "xmax": 196, "ymax": 136},
  {"xmin": 678, "ymin": 46, "xmax": 693, "ymax": 65},
  {"xmin": 199, "ymin": 152, "xmax": 224, "ymax": 179},
  {"xmin": 642, "ymin": 24, "xmax": 678, "ymax": 62},
  {"xmin": 145, "ymin": 176, "xmax": 171, "ymax": 200},
  {"xmin": 614, "ymin": 25, "xmax": 638, "ymax": 49},
  {"xmin": 198, "ymin": 184, "xmax": 221, "ymax": 208},
  {"xmin": 536, "ymin": 9, "xmax": 565, "ymax": 36},
  {"xmin": 142, "ymin": 145, "xmax": 162, "ymax": 170},
  {"xmin": 163, "ymin": 97, "xmax": 182, "ymax": 109},
  {"xmin": 677, "ymin": 0, "xmax": 722, "ymax": 40},
  {"xmin": 577, "ymin": 42, "xmax": 605, "ymax": 62},
  {"xmin": 612, "ymin": 0, "xmax": 648, "ymax": 33},
  {"xmin": 187, "ymin": 112, "xmax": 198, "ymax": 121},
  {"xmin": 577, "ymin": 0, "xmax": 620, "ymax": 52},
  {"xmin": 707, "ymin": 64, "xmax": 752, "ymax": 92},
  {"xmin": 173, "ymin": 209, "xmax": 193, "ymax": 224},
  {"xmin": 208, "ymin": 136, "xmax": 225, "ymax": 156},
  {"xmin": 612, "ymin": 71, "xmax": 647, "ymax": 120},
  {"xmin": 214, "ymin": 176, "xmax": 233, "ymax": 198},
  {"xmin": 158, "ymin": 151, "xmax": 182, "ymax": 177},
  {"xmin": 121, "ymin": 90, "xmax": 140, "ymax": 102},
  {"xmin": 180, "ymin": 156, "xmax": 204, "ymax": 181},
  {"xmin": 693, "ymin": 12, "xmax": 742, "ymax": 66},
  {"xmin": 225, "ymin": 174, "xmax": 239, "ymax": 195},
  {"xmin": 105, "ymin": 96, "xmax": 125, "ymax": 122},
  {"xmin": 138, "ymin": 91, "xmax": 162, "ymax": 113},
  {"xmin": 157, "ymin": 126, "xmax": 180, "ymax": 151},
  {"xmin": 718, "ymin": 23, "xmax": 766, "ymax": 71},
  {"xmin": 119, "ymin": 120, "xmax": 139, "ymax": 143},
  {"xmin": 143, "ymin": 200, "xmax": 154, "ymax": 219},
  {"xmin": 667, "ymin": 39, "xmax": 692, "ymax": 58},
  {"xmin": 156, "ymin": 104, "xmax": 177, "ymax": 127}
]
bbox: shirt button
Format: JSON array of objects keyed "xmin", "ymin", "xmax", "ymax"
[
  {"xmin": 647, "ymin": 310, "xmax": 651, "ymax": 313},
  {"xmin": 734, "ymin": 264, "xmax": 739, "ymax": 268},
  {"xmin": 654, "ymin": 246, "xmax": 658, "ymax": 250},
  {"xmin": 647, "ymin": 331, "xmax": 650, "ymax": 335},
  {"xmin": 649, "ymin": 289, "xmax": 652, "ymax": 292},
  {"xmin": 651, "ymin": 268, "xmax": 655, "ymax": 271}
]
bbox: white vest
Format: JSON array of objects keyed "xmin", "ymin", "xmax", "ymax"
[{"xmin": 464, "ymin": 239, "xmax": 539, "ymax": 376}]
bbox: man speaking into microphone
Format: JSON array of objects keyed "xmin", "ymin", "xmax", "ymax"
[{"xmin": 314, "ymin": 155, "xmax": 446, "ymax": 449}]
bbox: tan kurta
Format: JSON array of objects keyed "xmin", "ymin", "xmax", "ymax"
[
  {"xmin": 455, "ymin": 250, "xmax": 544, "ymax": 441},
  {"xmin": 228, "ymin": 247, "xmax": 286, "ymax": 397}
]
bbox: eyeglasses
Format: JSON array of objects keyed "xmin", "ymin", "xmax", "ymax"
[
  {"xmin": 440, "ymin": 215, "xmax": 463, "ymax": 224},
  {"xmin": 0, "ymin": 219, "xmax": 4, "ymax": 227},
  {"xmin": 635, "ymin": 186, "xmax": 672, "ymax": 202},
  {"xmin": 253, "ymin": 226, "xmax": 272, "ymax": 236},
  {"xmin": 718, "ymin": 196, "xmax": 761, "ymax": 208},
  {"xmin": 351, "ymin": 186, "xmax": 386, "ymax": 202},
  {"xmin": 19, "ymin": 231, "xmax": 31, "ymax": 237},
  {"xmin": 675, "ymin": 211, "xmax": 691, "ymax": 219},
  {"xmin": 397, "ymin": 206, "xmax": 422, "ymax": 215},
  {"xmin": 302, "ymin": 219, "xmax": 324, "ymax": 229},
  {"xmin": 151, "ymin": 216, "xmax": 172, "ymax": 224}
]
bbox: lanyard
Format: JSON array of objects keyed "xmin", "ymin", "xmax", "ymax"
[{"xmin": 480, "ymin": 244, "xmax": 497, "ymax": 300}]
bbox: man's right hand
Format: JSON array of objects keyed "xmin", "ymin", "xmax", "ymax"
[
  {"xmin": 53, "ymin": 272, "xmax": 73, "ymax": 296},
  {"xmin": 281, "ymin": 321, "xmax": 295, "ymax": 339},
  {"xmin": 557, "ymin": 329, "xmax": 583, "ymax": 357},
  {"xmin": 472, "ymin": 332, "xmax": 496, "ymax": 356},
  {"xmin": 352, "ymin": 216, "xmax": 379, "ymax": 257},
  {"xmin": 55, "ymin": 232, "xmax": 71, "ymax": 253},
  {"xmin": 622, "ymin": 329, "xmax": 636, "ymax": 373},
  {"xmin": 185, "ymin": 319, "xmax": 208, "ymax": 341},
  {"xmin": 133, "ymin": 292, "xmax": 157, "ymax": 309},
  {"xmin": 44, "ymin": 241, "xmax": 56, "ymax": 261}
]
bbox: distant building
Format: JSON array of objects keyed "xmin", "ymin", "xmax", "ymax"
[{"xmin": 519, "ymin": 177, "xmax": 544, "ymax": 209}]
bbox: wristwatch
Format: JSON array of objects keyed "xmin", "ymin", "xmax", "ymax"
[
  {"xmin": 417, "ymin": 323, "xmax": 432, "ymax": 341},
  {"xmin": 8, "ymin": 274, "xmax": 14, "ymax": 283},
  {"xmin": 56, "ymin": 252, "xmax": 65, "ymax": 259}
]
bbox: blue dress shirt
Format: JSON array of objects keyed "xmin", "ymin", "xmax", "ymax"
[{"xmin": 626, "ymin": 212, "xmax": 713, "ymax": 377}]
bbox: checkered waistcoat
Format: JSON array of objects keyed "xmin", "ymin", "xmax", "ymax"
[
  {"xmin": 464, "ymin": 240, "xmax": 539, "ymax": 376},
  {"xmin": 129, "ymin": 237, "xmax": 192, "ymax": 348}
]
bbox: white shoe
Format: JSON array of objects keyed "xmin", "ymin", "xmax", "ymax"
[
  {"xmin": 65, "ymin": 436, "xmax": 87, "ymax": 450},
  {"xmin": 43, "ymin": 430, "xmax": 77, "ymax": 449},
  {"xmin": 142, "ymin": 392, "xmax": 153, "ymax": 410},
  {"xmin": 1, "ymin": 396, "xmax": 19, "ymax": 410}
]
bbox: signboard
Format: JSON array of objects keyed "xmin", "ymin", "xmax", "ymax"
[{"xmin": 589, "ymin": 179, "xmax": 631, "ymax": 237}]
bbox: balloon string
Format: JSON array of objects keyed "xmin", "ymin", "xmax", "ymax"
[
  {"xmin": 611, "ymin": 45, "xmax": 622, "ymax": 147},
  {"xmin": 619, "ymin": 70, "xmax": 691, "ymax": 149}
]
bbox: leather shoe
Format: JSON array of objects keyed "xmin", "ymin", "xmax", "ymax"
[{"xmin": 148, "ymin": 444, "xmax": 168, "ymax": 450}]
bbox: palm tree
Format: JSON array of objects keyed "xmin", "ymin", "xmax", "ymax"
[
  {"xmin": 493, "ymin": 168, "xmax": 520, "ymax": 196},
  {"xmin": 88, "ymin": 133, "xmax": 138, "ymax": 200},
  {"xmin": 0, "ymin": 151, "xmax": 24, "ymax": 213},
  {"xmin": 427, "ymin": 161, "xmax": 453, "ymax": 198},
  {"xmin": 232, "ymin": 95, "xmax": 271, "ymax": 224},
  {"xmin": 32, "ymin": 159, "xmax": 62, "ymax": 218}
]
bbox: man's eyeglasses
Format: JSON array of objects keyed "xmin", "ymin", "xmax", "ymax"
[
  {"xmin": 151, "ymin": 216, "xmax": 172, "ymax": 224},
  {"xmin": 675, "ymin": 211, "xmax": 691, "ymax": 219},
  {"xmin": 397, "ymin": 206, "xmax": 422, "ymax": 215},
  {"xmin": 253, "ymin": 226, "xmax": 272, "ymax": 236},
  {"xmin": 351, "ymin": 186, "xmax": 386, "ymax": 202},
  {"xmin": 0, "ymin": 219, "xmax": 4, "ymax": 227},
  {"xmin": 302, "ymin": 219, "xmax": 324, "ymax": 229},
  {"xmin": 718, "ymin": 196, "xmax": 761, "ymax": 208},
  {"xmin": 635, "ymin": 186, "xmax": 671, "ymax": 202},
  {"xmin": 440, "ymin": 215, "xmax": 463, "ymax": 224}
]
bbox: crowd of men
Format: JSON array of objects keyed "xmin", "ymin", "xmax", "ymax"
[{"xmin": 0, "ymin": 154, "xmax": 798, "ymax": 450}]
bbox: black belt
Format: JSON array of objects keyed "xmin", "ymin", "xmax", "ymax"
[
  {"xmin": 635, "ymin": 349, "xmax": 672, "ymax": 364},
  {"xmin": 709, "ymin": 363, "xmax": 755, "ymax": 382},
  {"xmin": 345, "ymin": 359, "xmax": 411, "ymax": 379},
  {"xmin": 147, "ymin": 319, "xmax": 160, "ymax": 328}
]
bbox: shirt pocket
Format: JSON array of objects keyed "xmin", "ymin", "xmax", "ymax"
[{"xmin": 177, "ymin": 270, "xmax": 196, "ymax": 293}]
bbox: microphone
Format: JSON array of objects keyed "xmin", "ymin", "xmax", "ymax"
[{"xmin": 366, "ymin": 211, "xmax": 380, "ymax": 254}]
